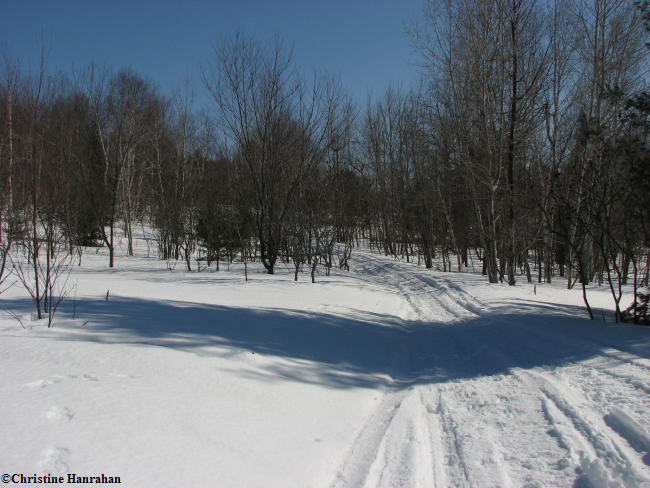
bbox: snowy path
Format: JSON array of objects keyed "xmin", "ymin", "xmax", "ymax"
[
  {"xmin": 1, "ymin": 243, "xmax": 649, "ymax": 487},
  {"xmin": 331, "ymin": 250, "xmax": 650, "ymax": 488}
]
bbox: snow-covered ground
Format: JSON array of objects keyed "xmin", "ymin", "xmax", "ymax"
[{"xmin": 1, "ymin": 233, "xmax": 649, "ymax": 487}]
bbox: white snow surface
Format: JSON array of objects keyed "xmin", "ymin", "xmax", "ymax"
[{"xmin": 1, "ymin": 233, "xmax": 649, "ymax": 487}]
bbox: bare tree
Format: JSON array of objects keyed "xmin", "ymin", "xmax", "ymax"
[
  {"xmin": 88, "ymin": 68, "xmax": 153, "ymax": 267},
  {"xmin": 0, "ymin": 55, "xmax": 20, "ymax": 296},
  {"xmin": 204, "ymin": 33, "xmax": 334, "ymax": 274}
]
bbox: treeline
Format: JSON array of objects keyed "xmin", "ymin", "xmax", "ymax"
[
  {"xmin": 408, "ymin": 0, "xmax": 649, "ymax": 322},
  {"xmin": 0, "ymin": 0, "xmax": 648, "ymax": 323}
]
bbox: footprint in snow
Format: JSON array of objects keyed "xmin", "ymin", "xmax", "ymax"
[
  {"xmin": 46, "ymin": 406, "xmax": 74, "ymax": 422},
  {"xmin": 26, "ymin": 374, "xmax": 99, "ymax": 389},
  {"xmin": 108, "ymin": 373, "xmax": 138, "ymax": 379},
  {"xmin": 24, "ymin": 376, "xmax": 63, "ymax": 389},
  {"xmin": 39, "ymin": 447, "xmax": 70, "ymax": 474}
]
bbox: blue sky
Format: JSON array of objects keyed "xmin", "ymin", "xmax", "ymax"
[{"xmin": 1, "ymin": 0, "xmax": 423, "ymax": 108}]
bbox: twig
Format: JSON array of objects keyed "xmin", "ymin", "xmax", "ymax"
[{"xmin": 0, "ymin": 301, "xmax": 25, "ymax": 329}]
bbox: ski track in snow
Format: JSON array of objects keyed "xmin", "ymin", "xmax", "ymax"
[
  {"xmin": 332, "ymin": 250, "xmax": 650, "ymax": 488},
  {"xmin": 354, "ymin": 252, "xmax": 486, "ymax": 323}
]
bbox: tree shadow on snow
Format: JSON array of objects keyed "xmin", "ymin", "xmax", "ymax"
[{"xmin": 2, "ymin": 295, "xmax": 649, "ymax": 390}]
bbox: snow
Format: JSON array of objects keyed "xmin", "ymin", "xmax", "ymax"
[{"xmin": 1, "ymin": 232, "xmax": 649, "ymax": 487}]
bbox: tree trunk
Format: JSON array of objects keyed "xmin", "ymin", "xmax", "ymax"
[{"xmin": 506, "ymin": 1, "xmax": 519, "ymax": 287}]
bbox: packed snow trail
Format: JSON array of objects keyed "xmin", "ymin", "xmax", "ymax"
[
  {"xmin": 1, "ymin": 238, "xmax": 649, "ymax": 487},
  {"xmin": 331, "ymin": 249, "xmax": 650, "ymax": 488}
]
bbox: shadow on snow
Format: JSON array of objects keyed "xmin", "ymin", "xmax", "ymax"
[{"xmin": 2, "ymin": 295, "xmax": 649, "ymax": 390}]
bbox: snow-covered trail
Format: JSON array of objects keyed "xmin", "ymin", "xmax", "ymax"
[
  {"xmin": 331, "ymin": 250, "xmax": 650, "ymax": 488},
  {"xmin": 1, "ymin": 241, "xmax": 649, "ymax": 487}
]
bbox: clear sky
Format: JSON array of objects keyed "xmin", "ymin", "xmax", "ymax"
[{"xmin": 1, "ymin": 0, "xmax": 423, "ymax": 108}]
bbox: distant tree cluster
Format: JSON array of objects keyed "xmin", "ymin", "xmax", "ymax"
[
  {"xmin": 408, "ymin": 0, "xmax": 649, "ymax": 321},
  {"xmin": 0, "ymin": 0, "xmax": 648, "ymax": 323}
]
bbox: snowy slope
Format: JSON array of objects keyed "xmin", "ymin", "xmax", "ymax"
[{"xmin": 1, "ymin": 235, "xmax": 649, "ymax": 487}]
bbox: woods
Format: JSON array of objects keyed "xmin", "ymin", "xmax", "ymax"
[{"xmin": 1, "ymin": 0, "xmax": 648, "ymax": 323}]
